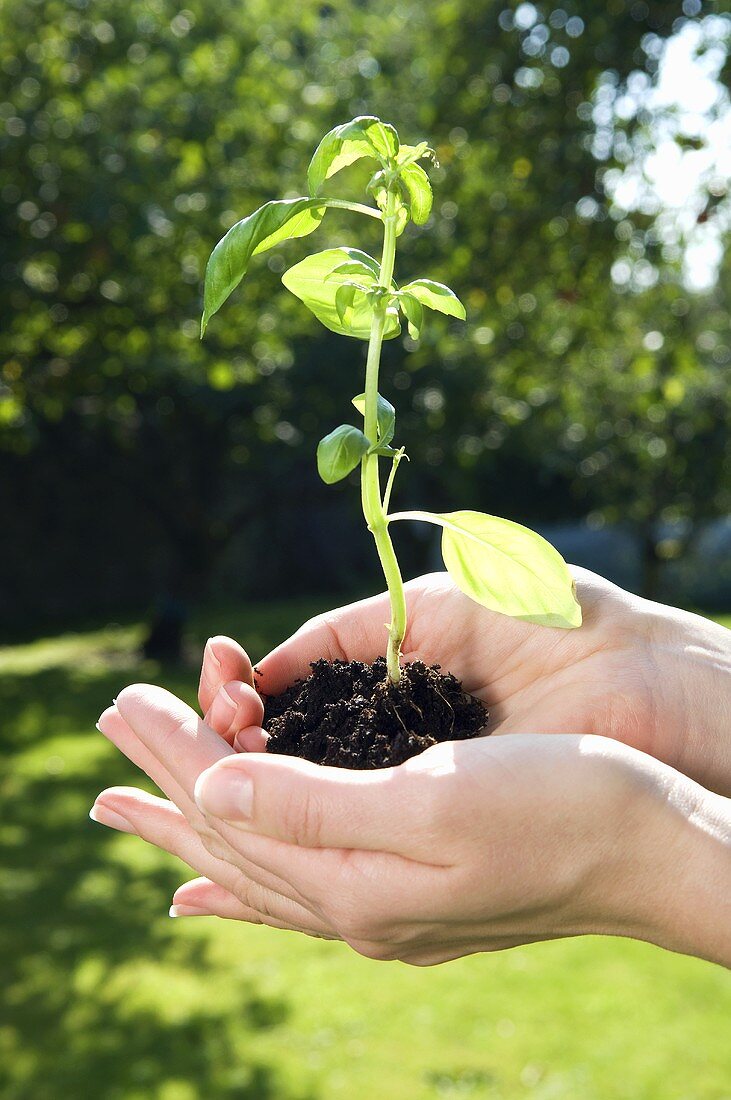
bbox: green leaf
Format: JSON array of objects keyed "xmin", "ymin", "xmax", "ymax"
[
  {"xmin": 388, "ymin": 510, "xmax": 582, "ymax": 628},
  {"xmin": 316, "ymin": 424, "xmax": 370, "ymax": 484},
  {"xmin": 399, "ymin": 278, "xmax": 466, "ymax": 320},
  {"xmin": 352, "ymin": 392, "xmax": 395, "ymax": 446},
  {"xmin": 201, "ymin": 198, "xmax": 325, "ymax": 334},
  {"xmin": 366, "ymin": 170, "xmax": 410, "ymax": 235},
  {"xmin": 400, "ymin": 292, "xmax": 423, "ymax": 340},
  {"xmin": 396, "ymin": 141, "xmax": 434, "ymax": 168},
  {"xmin": 399, "ymin": 162, "xmax": 433, "ymax": 225},
  {"xmin": 335, "ymin": 282, "xmax": 357, "ymax": 324},
  {"xmin": 201, "ymin": 196, "xmax": 381, "ymax": 335},
  {"xmin": 366, "ymin": 169, "xmax": 388, "ymax": 210},
  {"xmin": 325, "ymin": 257, "xmax": 381, "ymax": 283},
  {"xmin": 282, "ymin": 248, "xmax": 401, "ymax": 340},
  {"xmin": 394, "ymin": 201, "xmax": 410, "ymax": 237},
  {"xmin": 308, "ymin": 115, "xmax": 399, "ymax": 196}
]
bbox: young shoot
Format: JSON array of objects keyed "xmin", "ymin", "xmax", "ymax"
[{"xmin": 201, "ymin": 116, "xmax": 581, "ymax": 684}]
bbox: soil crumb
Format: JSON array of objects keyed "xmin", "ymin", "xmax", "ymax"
[{"xmin": 261, "ymin": 656, "xmax": 488, "ymax": 769}]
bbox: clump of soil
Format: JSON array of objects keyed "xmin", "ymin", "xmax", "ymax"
[{"xmin": 261, "ymin": 657, "xmax": 488, "ymax": 770}]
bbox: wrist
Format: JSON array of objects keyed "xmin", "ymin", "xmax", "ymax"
[
  {"xmin": 647, "ymin": 603, "xmax": 731, "ymax": 796},
  {"xmin": 644, "ymin": 782, "xmax": 731, "ymax": 966},
  {"xmin": 590, "ymin": 742, "xmax": 731, "ymax": 966}
]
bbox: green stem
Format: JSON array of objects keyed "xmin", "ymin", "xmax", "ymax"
[
  {"xmin": 382, "ymin": 448, "xmax": 405, "ymax": 515},
  {"xmin": 361, "ymin": 186, "xmax": 407, "ymax": 684},
  {"xmin": 323, "ymin": 198, "xmax": 384, "ymax": 221}
]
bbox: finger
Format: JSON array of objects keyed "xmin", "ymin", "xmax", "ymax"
[
  {"xmin": 206, "ymin": 681, "xmax": 265, "ymax": 744},
  {"xmin": 233, "ymin": 725, "xmax": 270, "ymax": 753},
  {"xmin": 96, "ymin": 706, "xmax": 309, "ymax": 900},
  {"xmin": 193, "ymin": 749, "xmax": 450, "ymax": 858},
  {"xmin": 97, "ymin": 702, "xmax": 261, "ymax": 821},
  {"xmin": 171, "ymin": 877, "xmax": 245, "ymax": 917},
  {"xmin": 97, "ymin": 704, "xmax": 197, "ymax": 818},
  {"xmin": 113, "ymin": 683, "xmax": 234, "ymax": 799},
  {"xmin": 255, "ymin": 590, "xmax": 395, "ymax": 695},
  {"xmin": 90, "ymin": 786, "xmax": 246, "ymax": 894},
  {"xmin": 91, "ymin": 786, "xmax": 323, "ymax": 916},
  {"xmin": 170, "ymin": 877, "xmax": 339, "ymax": 939},
  {"xmin": 199, "ymin": 636, "xmax": 254, "ymax": 715},
  {"xmin": 97, "ymin": 699, "xmax": 268, "ymax": 879}
]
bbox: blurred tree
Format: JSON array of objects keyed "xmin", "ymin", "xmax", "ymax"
[
  {"xmin": 0, "ymin": 0, "xmax": 350, "ymax": 637},
  {"xmin": 514, "ymin": 282, "xmax": 730, "ymax": 599},
  {"xmin": 1, "ymin": 0, "xmax": 728, "ymax": 637},
  {"xmin": 368, "ymin": 1, "xmax": 730, "ymax": 599}
]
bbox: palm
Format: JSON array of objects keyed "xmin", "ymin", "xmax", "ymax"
[
  {"xmin": 259, "ymin": 569, "xmax": 693, "ymax": 784},
  {"xmin": 402, "ymin": 572, "xmax": 653, "ymax": 742},
  {"xmin": 208, "ymin": 567, "xmax": 727, "ymax": 795}
]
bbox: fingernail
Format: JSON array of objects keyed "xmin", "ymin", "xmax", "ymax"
[
  {"xmin": 194, "ymin": 765, "xmax": 253, "ymax": 821},
  {"xmin": 95, "ymin": 721, "xmax": 102, "ymax": 732},
  {"xmin": 169, "ymin": 904, "xmax": 210, "ymax": 918},
  {"xmin": 206, "ymin": 639, "xmax": 222, "ymax": 671},
  {"xmin": 233, "ymin": 728, "xmax": 270, "ymax": 752},
  {"xmin": 89, "ymin": 804, "xmax": 135, "ymax": 834},
  {"xmin": 112, "ymin": 696, "xmax": 118, "ymax": 705}
]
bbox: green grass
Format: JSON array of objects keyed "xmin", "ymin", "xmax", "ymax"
[{"xmin": 2, "ymin": 601, "xmax": 730, "ymax": 1100}]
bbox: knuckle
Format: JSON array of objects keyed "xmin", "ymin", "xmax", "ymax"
[
  {"xmin": 233, "ymin": 885, "xmax": 264, "ymax": 923},
  {"xmin": 296, "ymin": 612, "xmax": 348, "ymax": 662},
  {"xmin": 158, "ymin": 714, "xmax": 196, "ymax": 758},
  {"xmin": 282, "ymin": 787, "xmax": 323, "ymax": 848},
  {"xmin": 197, "ymin": 825, "xmax": 230, "ymax": 862},
  {"xmin": 255, "ymin": 889, "xmax": 282, "ymax": 924},
  {"xmin": 241, "ymin": 880, "xmax": 268, "ymax": 915},
  {"xmin": 239, "ymin": 683, "xmax": 265, "ymax": 723},
  {"xmin": 232, "ymin": 876, "xmax": 277, "ymax": 924},
  {"xmin": 296, "ymin": 612, "xmax": 332, "ymax": 643}
]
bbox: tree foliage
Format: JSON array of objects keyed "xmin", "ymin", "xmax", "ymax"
[{"xmin": 0, "ymin": 0, "xmax": 728, "ymax": 623}]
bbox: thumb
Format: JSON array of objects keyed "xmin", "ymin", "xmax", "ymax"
[
  {"xmin": 256, "ymin": 589, "xmax": 393, "ymax": 695},
  {"xmin": 193, "ymin": 751, "xmax": 440, "ymax": 856}
]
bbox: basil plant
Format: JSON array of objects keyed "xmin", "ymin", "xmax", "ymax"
[{"xmin": 201, "ymin": 116, "xmax": 581, "ymax": 683}]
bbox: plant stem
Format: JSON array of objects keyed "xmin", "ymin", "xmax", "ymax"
[
  {"xmin": 361, "ymin": 186, "xmax": 407, "ymax": 684},
  {"xmin": 382, "ymin": 448, "xmax": 405, "ymax": 515},
  {"xmin": 323, "ymin": 199, "xmax": 384, "ymax": 221}
]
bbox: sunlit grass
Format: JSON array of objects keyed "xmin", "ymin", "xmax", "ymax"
[{"xmin": 2, "ymin": 601, "xmax": 730, "ymax": 1099}]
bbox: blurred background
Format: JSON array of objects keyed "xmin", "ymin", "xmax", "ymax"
[{"xmin": 1, "ymin": 1, "xmax": 730, "ymax": 1098}]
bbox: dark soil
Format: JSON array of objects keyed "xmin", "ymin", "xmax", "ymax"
[{"xmin": 260, "ymin": 657, "xmax": 488, "ymax": 769}]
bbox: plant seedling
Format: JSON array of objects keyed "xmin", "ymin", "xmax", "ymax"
[{"xmin": 201, "ymin": 116, "xmax": 581, "ymax": 689}]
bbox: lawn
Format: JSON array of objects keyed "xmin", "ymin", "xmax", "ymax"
[{"xmin": 1, "ymin": 599, "xmax": 730, "ymax": 1100}]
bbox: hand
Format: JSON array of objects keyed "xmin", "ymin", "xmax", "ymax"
[
  {"xmin": 202, "ymin": 569, "xmax": 731, "ymax": 796},
  {"xmin": 91, "ymin": 687, "xmax": 731, "ymax": 967}
]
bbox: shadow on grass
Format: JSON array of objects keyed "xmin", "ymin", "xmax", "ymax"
[{"xmin": 0, "ymin": 610, "xmax": 320, "ymax": 1100}]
